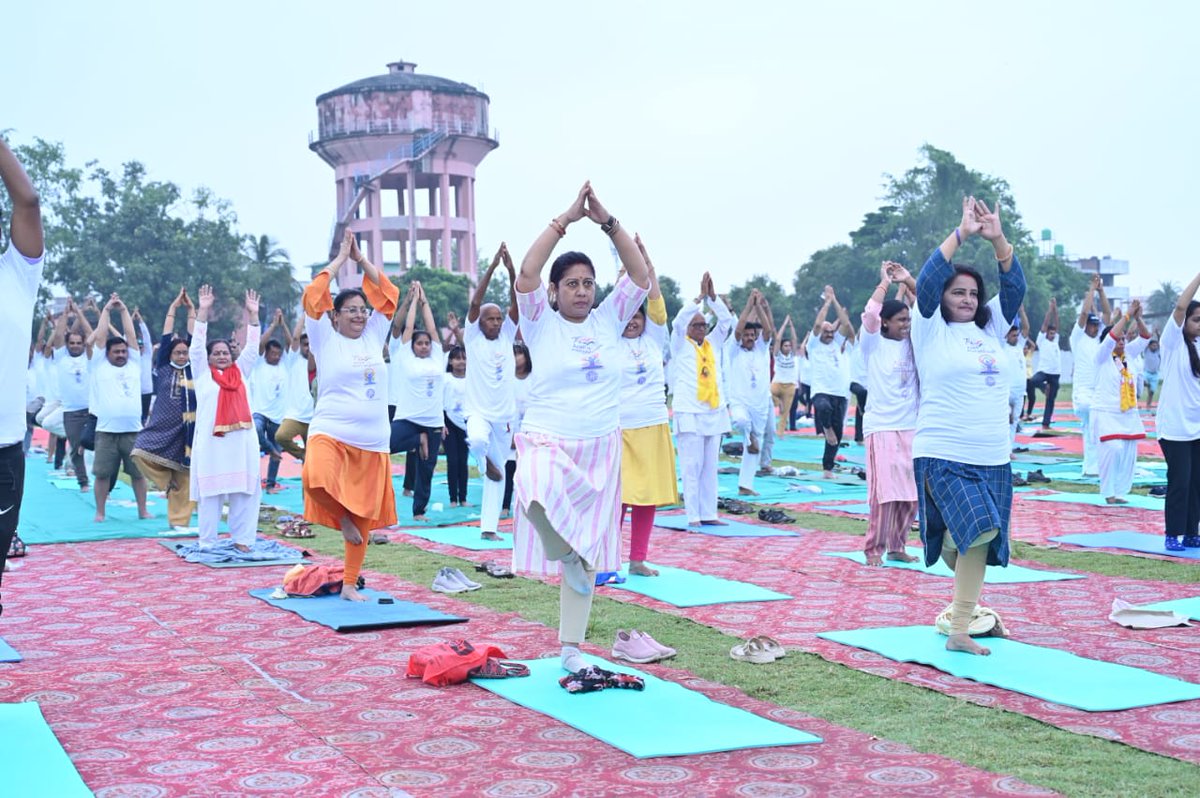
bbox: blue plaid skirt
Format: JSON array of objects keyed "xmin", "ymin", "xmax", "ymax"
[{"xmin": 914, "ymin": 457, "xmax": 1012, "ymax": 568}]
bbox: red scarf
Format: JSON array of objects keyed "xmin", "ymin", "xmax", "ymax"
[{"xmin": 209, "ymin": 364, "xmax": 252, "ymax": 437}]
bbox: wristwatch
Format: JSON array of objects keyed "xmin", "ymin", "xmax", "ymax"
[{"xmin": 600, "ymin": 216, "xmax": 619, "ymax": 236}]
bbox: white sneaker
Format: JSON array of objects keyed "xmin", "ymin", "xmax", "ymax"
[
  {"xmin": 431, "ymin": 569, "xmax": 469, "ymax": 594},
  {"xmin": 444, "ymin": 567, "xmax": 482, "ymax": 591}
]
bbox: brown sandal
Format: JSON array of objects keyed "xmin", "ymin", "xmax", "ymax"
[{"xmin": 280, "ymin": 520, "xmax": 315, "ymax": 539}]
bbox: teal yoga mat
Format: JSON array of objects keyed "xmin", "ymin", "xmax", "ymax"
[
  {"xmin": 821, "ymin": 548, "xmax": 1085, "ymax": 583},
  {"xmin": 1140, "ymin": 596, "xmax": 1200, "ymax": 621},
  {"xmin": 18, "ymin": 459, "xmax": 173, "ymax": 543},
  {"xmin": 1023, "ymin": 492, "xmax": 1164, "ymax": 511},
  {"xmin": 268, "ymin": 475, "xmax": 486, "ymax": 526},
  {"xmin": 1048, "ymin": 531, "xmax": 1200, "ymax": 561},
  {"xmin": 653, "ymin": 514, "xmax": 799, "ymax": 537},
  {"xmin": 398, "ymin": 525, "xmax": 513, "ymax": 550},
  {"xmin": 0, "ymin": 637, "xmax": 20, "ymax": 662},
  {"xmin": 0, "ymin": 703, "xmax": 93, "ymax": 797},
  {"xmin": 714, "ymin": 473, "xmax": 866, "ymax": 505},
  {"xmin": 156, "ymin": 538, "xmax": 305, "ymax": 568},
  {"xmin": 469, "ymin": 655, "xmax": 820, "ymax": 757},
  {"xmin": 818, "ymin": 625, "xmax": 1200, "ymax": 711},
  {"xmin": 769, "ymin": 436, "xmax": 866, "ymax": 465},
  {"xmin": 249, "ymin": 587, "xmax": 467, "ymax": 632},
  {"xmin": 609, "ymin": 563, "xmax": 791, "ymax": 607}
]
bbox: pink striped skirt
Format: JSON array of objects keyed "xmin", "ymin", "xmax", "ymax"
[
  {"xmin": 512, "ymin": 429, "xmax": 623, "ymax": 577},
  {"xmin": 865, "ymin": 429, "xmax": 918, "ymax": 505}
]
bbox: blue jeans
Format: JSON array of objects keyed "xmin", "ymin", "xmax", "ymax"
[{"xmin": 254, "ymin": 414, "xmax": 282, "ymax": 488}]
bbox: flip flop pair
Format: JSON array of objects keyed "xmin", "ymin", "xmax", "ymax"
[{"xmin": 730, "ymin": 635, "xmax": 787, "ymax": 664}]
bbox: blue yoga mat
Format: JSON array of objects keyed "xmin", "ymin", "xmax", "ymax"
[
  {"xmin": 1140, "ymin": 596, "xmax": 1200, "ymax": 621},
  {"xmin": 249, "ymin": 588, "xmax": 468, "ymax": 632},
  {"xmin": 157, "ymin": 537, "xmax": 306, "ymax": 568},
  {"xmin": 610, "ymin": 563, "xmax": 791, "ymax": 607},
  {"xmin": 810, "ymin": 502, "xmax": 871, "ymax": 515},
  {"xmin": 399, "ymin": 525, "xmax": 513, "ymax": 550},
  {"xmin": 819, "ymin": 625, "xmax": 1200, "ymax": 711},
  {"xmin": 0, "ymin": 637, "xmax": 20, "ymax": 662},
  {"xmin": 1023, "ymin": 492, "xmax": 1164, "ymax": 510},
  {"xmin": 1048, "ymin": 531, "xmax": 1200, "ymax": 561},
  {"xmin": 821, "ymin": 548, "xmax": 1085, "ymax": 584},
  {"xmin": 18, "ymin": 458, "xmax": 174, "ymax": 543},
  {"xmin": 653, "ymin": 514, "xmax": 799, "ymax": 538},
  {"xmin": 0, "ymin": 703, "xmax": 93, "ymax": 797},
  {"xmin": 469, "ymin": 655, "xmax": 820, "ymax": 757}
]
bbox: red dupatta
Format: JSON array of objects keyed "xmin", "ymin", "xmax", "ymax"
[{"xmin": 209, "ymin": 364, "xmax": 252, "ymax": 436}]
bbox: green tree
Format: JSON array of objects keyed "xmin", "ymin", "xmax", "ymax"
[
  {"xmin": 727, "ymin": 275, "xmax": 794, "ymax": 335},
  {"xmin": 392, "ymin": 266, "xmax": 472, "ymax": 333},
  {"xmin": 241, "ymin": 233, "xmax": 298, "ymax": 321},
  {"xmin": 656, "ymin": 274, "xmax": 684, "ymax": 322},
  {"xmin": 1146, "ymin": 280, "xmax": 1181, "ymax": 322}
]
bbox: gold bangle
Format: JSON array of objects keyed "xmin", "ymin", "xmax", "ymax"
[
  {"xmin": 995, "ymin": 244, "xmax": 1014, "ymax": 262},
  {"xmin": 548, "ymin": 219, "xmax": 567, "ymax": 238}
]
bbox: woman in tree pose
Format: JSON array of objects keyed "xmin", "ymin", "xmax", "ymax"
[
  {"xmin": 860, "ymin": 262, "xmax": 920, "ymax": 566},
  {"xmin": 302, "ymin": 231, "xmax": 399, "ymax": 600},
  {"xmin": 132, "ymin": 287, "xmax": 197, "ymax": 531},
  {"xmin": 617, "ymin": 234, "xmax": 677, "ymax": 576},
  {"xmin": 190, "ymin": 285, "xmax": 262, "ymax": 550},
  {"xmin": 389, "ymin": 281, "xmax": 446, "ymax": 521},
  {"xmin": 1155, "ymin": 270, "xmax": 1200, "ymax": 551},
  {"xmin": 512, "ymin": 182, "xmax": 649, "ymax": 675},
  {"xmin": 912, "ymin": 197, "xmax": 1025, "ymax": 656},
  {"xmin": 1091, "ymin": 300, "xmax": 1152, "ymax": 505},
  {"xmin": 670, "ymin": 272, "xmax": 733, "ymax": 527}
]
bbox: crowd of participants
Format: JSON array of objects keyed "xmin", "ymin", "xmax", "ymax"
[{"xmin": 2, "ymin": 149, "xmax": 1200, "ymax": 666}]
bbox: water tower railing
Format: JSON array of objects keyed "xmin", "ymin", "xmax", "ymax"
[{"xmin": 310, "ymin": 118, "xmax": 499, "ymax": 144}]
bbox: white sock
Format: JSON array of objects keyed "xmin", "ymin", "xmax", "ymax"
[{"xmin": 561, "ymin": 645, "xmax": 587, "ymax": 673}]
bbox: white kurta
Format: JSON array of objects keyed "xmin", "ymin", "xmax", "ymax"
[{"xmin": 189, "ymin": 321, "xmax": 262, "ymax": 498}]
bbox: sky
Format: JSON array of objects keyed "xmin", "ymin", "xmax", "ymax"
[{"xmin": 5, "ymin": 0, "xmax": 1197, "ymax": 300}]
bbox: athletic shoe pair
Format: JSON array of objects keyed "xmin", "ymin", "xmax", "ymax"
[
  {"xmin": 431, "ymin": 567, "xmax": 482, "ymax": 594},
  {"xmin": 612, "ymin": 629, "xmax": 676, "ymax": 664}
]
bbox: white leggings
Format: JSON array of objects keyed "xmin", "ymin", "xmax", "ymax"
[{"xmin": 197, "ymin": 491, "xmax": 261, "ymax": 549}]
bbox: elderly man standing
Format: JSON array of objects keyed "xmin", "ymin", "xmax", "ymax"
[
  {"xmin": 89, "ymin": 294, "xmax": 151, "ymax": 522},
  {"xmin": 809, "ymin": 286, "xmax": 855, "ymax": 478},
  {"xmin": 1071, "ymin": 275, "xmax": 1112, "ymax": 476}
]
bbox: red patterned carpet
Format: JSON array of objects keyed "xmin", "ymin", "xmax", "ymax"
[
  {"xmin": 1, "ymin": 539, "xmax": 1054, "ymax": 797},
  {"xmin": 397, "ymin": 515, "xmax": 1200, "ymax": 766}
]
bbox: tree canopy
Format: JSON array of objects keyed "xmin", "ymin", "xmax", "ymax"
[{"xmin": 1, "ymin": 135, "xmax": 299, "ymax": 338}]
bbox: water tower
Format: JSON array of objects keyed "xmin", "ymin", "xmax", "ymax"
[{"xmin": 309, "ymin": 60, "xmax": 498, "ymax": 285}]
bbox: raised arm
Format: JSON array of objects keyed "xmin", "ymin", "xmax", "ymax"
[
  {"xmin": 290, "ymin": 313, "xmax": 306, "ymax": 352},
  {"xmin": 115, "ymin": 298, "xmax": 135, "ymax": 349},
  {"xmin": 181, "ymin": 288, "xmax": 196, "ymax": 335},
  {"xmin": 756, "ymin": 294, "xmax": 777, "ymax": 344},
  {"xmin": 501, "ymin": 243, "xmax": 518, "ymax": 323},
  {"xmin": 831, "ymin": 290, "xmax": 854, "ymax": 341},
  {"xmin": 259, "ymin": 309, "xmax": 280, "ymax": 355},
  {"xmin": 0, "ymin": 137, "xmax": 43, "ymax": 258},
  {"xmin": 468, "ymin": 243, "xmax": 504, "ymax": 323},
  {"xmin": 444, "ymin": 311, "xmax": 463, "ymax": 348},
  {"xmin": 163, "ymin": 288, "xmax": 184, "ymax": 336},
  {"xmin": 90, "ymin": 295, "xmax": 115, "ymax": 347},
  {"xmin": 773, "ymin": 315, "xmax": 793, "ymax": 356},
  {"xmin": 1173, "ymin": 270, "xmax": 1200, "ymax": 327},
  {"xmin": 390, "ymin": 282, "xmax": 414, "ymax": 339},
  {"xmin": 401, "ymin": 282, "xmax": 423, "ymax": 345},
  {"xmin": 189, "ymin": 286, "xmax": 213, "ymax": 375},
  {"xmin": 975, "ymin": 198, "xmax": 1024, "ymax": 323},
  {"xmin": 1078, "ymin": 275, "xmax": 1099, "ymax": 329},
  {"xmin": 581, "ymin": 186, "xmax": 648, "ymax": 290},
  {"xmin": 277, "ymin": 310, "xmax": 294, "ymax": 350},
  {"xmin": 50, "ymin": 304, "xmax": 71, "ymax": 348},
  {"xmin": 305, "ymin": 229, "xmax": 353, "ymax": 321},
  {"xmin": 1097, "ymin": 281, "xmax": 1113, "ymax": 325},
  {"xmin": 812, "ymin": 288, "xmax": 833, "ymax": 334},
  {"xmin": 237, "ymin": 290, "xmax": 261, "ymax": 373},
  {"xmin": 862, "ymin": 262, "xmax": 894, "ymax": 335},
  {"xmin": 418, "ymin": 285, "xmax": 440, "ymax": 347},
  {"xmin": 517, "ymin": 183, "xmax": 589, "ymax": 293},
  {"xmin": 1018, "ymin": 305, "xmax": 1031, "ymax": 339},
  {"xmin": 734, "ymin": 291, "xmax": 758, "ymax": 339}
]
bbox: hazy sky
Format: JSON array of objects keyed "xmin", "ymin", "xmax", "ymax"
[{"xmin": 5, "ymin": 0, "xmax": 1196, "ymax": 299}]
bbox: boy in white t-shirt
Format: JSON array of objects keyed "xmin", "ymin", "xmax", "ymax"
[{"xmin": 0, "ymin": 138, "xmax": 46, "ymax": 589}]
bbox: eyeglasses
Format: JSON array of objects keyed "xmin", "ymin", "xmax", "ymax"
[{"xmin": 339, "ymin": 307, "xmax": 370, "ymax": 317}]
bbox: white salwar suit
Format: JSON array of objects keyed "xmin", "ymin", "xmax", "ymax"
[
  {"xmin": 189, "ymin": 321, "xmax": 262, "ymax": 548},
  {"xmin": 670, "ymin": 298, "xmax": 733, "ymax": 524}
]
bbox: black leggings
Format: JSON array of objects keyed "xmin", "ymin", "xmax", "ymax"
[
  {"xmin": 1024, "ymin": 378, "xmax": 1036, "ymax": 418},
  {"xmin": 812, "ymin": 393, "xmax": 848, "ymax": 471},
  {"xmin": 443, "ymin": 416, "xmax": 469, "ymax": 503},
  {"xmin": 1160, "ymin": 438, "xmax": 1200, "ymax": 539},
  {"xmin": 0, "ymin": 442, "xmax": 26, "ymax": 596},
  {"xmin": 389, "ymin": 419, "xmax": 443, "ymax": 517},
  {"xmin": 850, "ymin": 381, "xmax": 868, "ymax": 442},
  {"xmin": 502, "ymin": 459, "xmax": 517, "ymax": 511},
  {"xmin": 1030, "ymin": 371, "xmax": 1060, "ymax": 427}
]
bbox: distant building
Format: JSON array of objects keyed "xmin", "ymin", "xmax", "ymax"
[
  {"xmin": 309, "ymin": 60, "xmax": 499, "ymax": 287},
  {"xmin": 1067, "ymin": 255, "xmax": 1130, "ymax": 303}
]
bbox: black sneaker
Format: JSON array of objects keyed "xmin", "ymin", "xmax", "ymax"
[
  {"xmin": 1026, "ymin": 469, "xmax": 1051, "ymax": 484},
  {"xmin": 1149, "ymin": 485, "xmax": 1167, "ymax": 497},
  {"xmin": 1012, "ymin": 475, "xmax": 1029, "ymax": 487}
]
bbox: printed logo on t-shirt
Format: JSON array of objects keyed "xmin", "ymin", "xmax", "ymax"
[
  {"xmin": 570, "ymin": 336, "xmax": 599, "ymax": 354},
  {"xmin": 978, "ymin": 354, "xmax": 1000, "ymax": 386},
  {"xmin": 581, "ymin": 354, "xmax": 604, "ymax": 383},
  {"xmin": 425, "ymin": 377, "xmax": 435, "ymax": 397},
  {"xmin": 364, "ymin": 367, "xmax": 377, "ymax": 399}
]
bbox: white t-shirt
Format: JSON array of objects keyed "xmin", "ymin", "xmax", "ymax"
[
  {"xmin": 138, "ymin": 320, "xmax": 154, "ymax": 394},
  {"xmin": 808, "ymin": 334, "xmax": 851, "ymax": 398},
  {"xmin": 1005, "ymin": 335, "xmax": 1027, "ymax": 398},
  {"xmin": 89, "ymin": 348, "xmax": 143, "ymax": 433},
  {"xmin": 464, "ymin": 316, "xmax": 517, "ymax": 423},
  {"xmin": 773, "ymin": 351, "xmax": 798, "ymax": 385},
  {"xmin": 1034, "ymin": 332, "xmax": 1062, "ymax": 375},
  {"xmin": 912, "ymin": 294, "xmax": 1013, "ymax": 465},
  {"xmin": 1156, "ymin": 315, "xmax": 1200, "ymax": 441},
  {"xmin": 55, "ymin": 347, "xmax": 91, "ymax": 411},
  {"xmin": 4, "ymin": 243, "xmax": 46, "ymax": 441},
  {"xmin": 1092, "ymin": 334, "xmax": 1151, "ymax": 414},
  {"xmin": 37, "ymin": 351, "xmax": 58, "ymax": 404},
  {"xmin": 391, "ymin": 338, "xmax": 445, "ymax": 428},
  {"xmin": 444, "ymin": 373, "xmax": 468, "ymax": 431},
  {"xmin": 282, "ymin": 354, "xmax": 314, "ymax": 424},
  {"xmin": 797, "ymin": 352, "xmax": 811, "ymax": 386},
  {"xmin": 860, "ymin": 328, "xmax": 918, "ymax": 435},
  {"xmin": 724, "ymin": 336, "xmax": 772, "ymax": 410},
  {"xmin": 618, "ymin": 318, "xmax": 669, "ymax": 430},
  {"xmin": 307, "ymin": 310, "xmax": 391, "ymax": 452},
  {"xmin": 248, "ymin": 355, "xmax": 291, "ymax": 423},
  {"xmin": 849, "ymin": 341, "xmax": 868, "ymax": 388},
  {"xmin": 1070, "ymin": 324, "xmax": 1103, "ymax": 407},
  {"xmin": 518, "ymin": 274, "xmax": 648, "ymax": 439}
]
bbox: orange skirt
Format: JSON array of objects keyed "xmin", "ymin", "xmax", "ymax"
[{"xmin": 303, "ymin": 434, "xmax": 397, "ymax": 533}]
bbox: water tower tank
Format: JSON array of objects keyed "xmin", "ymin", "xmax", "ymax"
[{"xmin": 309, "ymin": 60, "xmax": 499, "ymax": 284}]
